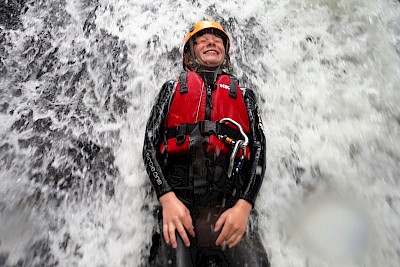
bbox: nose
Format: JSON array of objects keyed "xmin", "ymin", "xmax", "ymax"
[{"xmin": 206, "ymin": 39, "xmax": 216, "ymax": 46}]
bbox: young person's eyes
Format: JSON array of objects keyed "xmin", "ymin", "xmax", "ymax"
[{"xmin": 196, "ymin": 35, "xmax": 223, "ymax": 44}]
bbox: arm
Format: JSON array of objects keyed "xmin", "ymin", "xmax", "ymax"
[
  {"xmin": 142, "ymin": 80, "xmax": 195, "ymax": 248},
  {"xmin": 240, "ymin": 88, "xmax": 266, "ymax": 207},
  {"xmin": 142, "ymin": 81, "xmax": 176, "ymax": 198},
  {"xmin": 215, "ymin": 88, "xmax": 266, "ymax": 248}
]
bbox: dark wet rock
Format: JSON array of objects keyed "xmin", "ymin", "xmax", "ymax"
[
  {"xmin": 113, "ymin": 95, "xmax": 129, "ymax": 115},
  {"xmin": 59, "ymin": 233, "xmax": 71, "ymax": 251},
  {"xmin": 0, "ymin": 60, "xmax": 6, "ymax": 77},
  {"xmin": 83, "ymin": 6, "xmax": 98, "ymax": 36},
  {"xmin": 13, "ymin": 88, "xmax": 23, "ymax": 97},
  {"xmin": 0, "ymin": 0, "xmax": 27, "ymax": 30},
  {"xmin": 0, "ymin": 252, "xmax": 8, "ymax": 266},
  {"xmin": 280, "ymin": 149, "xmax": 306, "ymax": 184},
  {"xmin": 18, "ymin": 136, "xmax": 44, "ymax": 149},
  {"xmin": 167, "ymin": 47, "xmax": 180, "ymax": 61},
  {"xmin": 79, "ymin": 139, "xmax": 101, "ymax": 161},
  {"xmin": 385, "ymin": 195, "xmax": 400, "ymax": 216},
  {"xmin": 349, "ymin": 143, "xmax": 361, "ymax": 160},
  {"xmin": 305, "ymin": 35, "xmax": 318, "ymax": 44},
  {"xmin": 0, "ymin": 0, "xmax": 130, "ymax": 265},
  {"xmin": 45, "ymin": 165, "xmax": 70, "ymax": 188},
  {"xmin": 0, "ymin": 142, "xmax": 12, "ymax": 153},
  {"xmin": 154, "ymin": 45, "xmax": 180, "ymax": 77},
  {"xmin": 28, "ymin": 239, "xmax": 58, "ymax": 267},
  {"xmin": 294, "ymin": 166, "xmax": 306, "ymax": 185},
  {"xmin": 147, "ymin": 35, "xmax": 160, "ymax": 49},
  {"xmin": 11, "ymin": 109, "xmax": 33, "ymax": 132},
  {"xmin": 0, "ymin": 102, "xmax": 9, "ymax": 113},
  {"xmin": 36, "ymin": 47, "xmax": 59, "ymax": 79},
  {"xmin": 310, "ymin": 165, "xmax": 322, "ymax": 179},
  {"xmin": 33, "ymin": 117, "xmax": 52, "ymax": 133}
]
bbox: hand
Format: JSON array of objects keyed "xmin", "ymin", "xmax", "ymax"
[
  {"xmin": 159, "ymin": 192, "xmax": 195, "ymax": 248},
  {"xmin": 214, "ymin": 199, "xmax": 252, "ymax": 248}
]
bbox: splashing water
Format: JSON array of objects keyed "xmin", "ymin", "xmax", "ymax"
[{"xmin": 1, "ymin": 0, "xmax": 399, "ymax": 266}]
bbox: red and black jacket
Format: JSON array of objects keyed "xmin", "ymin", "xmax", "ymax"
[
  {"xmin": 161, "ymin": 72, "xmax": 251, "ymax": 159},
  {"xmin": 143, "ymin": 71, "xmax": 266, "ymax": 207}
]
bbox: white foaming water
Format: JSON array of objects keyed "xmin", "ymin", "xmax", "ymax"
[{"xmin": 0, "ymin": 0, "xmax": 399, "ymax": 266}]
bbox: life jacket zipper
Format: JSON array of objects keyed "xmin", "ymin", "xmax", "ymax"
[{"xmin": 205, "ymin": 84, "xmax": 213, "ymax": 120}]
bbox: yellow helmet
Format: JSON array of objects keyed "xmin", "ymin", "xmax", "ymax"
[
  {"xmin": 184, "ymin": 20, "xmax": 230, "ymax": 52},
  {"xmin": 183, "ymin": 20, "xmax": 231, "ymax": 71}
]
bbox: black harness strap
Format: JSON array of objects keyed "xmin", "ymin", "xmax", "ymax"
[
  {"xmin": 229, "ymin": 75, "xmax": 237, "ymax": 98},
  {"xmin": 179, "ymin": 71, "xmax": 188, "ymax": 94},
  {"xmin": 166, "ymin": 121, "xmax": 244, "ymax": 142}
]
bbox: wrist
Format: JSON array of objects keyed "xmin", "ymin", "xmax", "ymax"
[
  {"xmin": 159, "ymin": 191, "xmax": 177, "ymax": 205},
  {"xmin": 235, "ymin": 199, "xmax": 252, "ymax": 213}
]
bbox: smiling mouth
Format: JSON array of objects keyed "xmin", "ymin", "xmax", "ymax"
[{"xmin": 204, "ymin": 50, "xmax": 218, "ymax": 55}]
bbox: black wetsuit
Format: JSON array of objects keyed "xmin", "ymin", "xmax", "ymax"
[{"xmin": 143, "ymin": 72, "xmax": 269, "ymax": 267}]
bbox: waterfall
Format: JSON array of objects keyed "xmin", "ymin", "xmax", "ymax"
[{"xmin": 1, "ymin": 0, "xmax": 399, "ymax": 266}]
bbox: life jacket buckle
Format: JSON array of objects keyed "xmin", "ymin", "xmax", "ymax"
[
  {"xmin": 199, "ymin": 120, "xmax": 219, "ymax": 135},
  {"xmin": 175, "ymin": 124, "xmax": 187, "ymax": 145},
  {"xmin": 176, "ymin": 134, "xmax": 186, "ymax": 145}
]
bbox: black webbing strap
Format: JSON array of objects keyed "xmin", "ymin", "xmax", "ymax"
[
  {"xmin": 229, "ymin": 76, "xmax": 237, "ymax": 98},
  {"xmin": 166, "ymin": 121, "xmax": 243, "ymax": 141},
  {"xmin": 179, "ymin": 71, "xmax": 188, "ymax": 94}
]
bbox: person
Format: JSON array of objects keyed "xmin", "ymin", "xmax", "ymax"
[{"xmin": 143, "ymin": 20, "xmax": 269, "ymax": 267}]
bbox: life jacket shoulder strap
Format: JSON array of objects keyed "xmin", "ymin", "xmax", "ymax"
[
  {"xmin": 179, "ymin": 71, "xmax": 188, "ymax": 94},
  {"xmin": 229, "ymin": 75, "xmax": 238, "ymax": 98},
  {"xmin": 179, "ymin": 71, "xmax": 239, "ymax": 99}
]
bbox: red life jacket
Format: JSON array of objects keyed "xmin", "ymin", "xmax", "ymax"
[{"xmin": 160, "ymin": 71, "xmax": 251, "ymax": 160}]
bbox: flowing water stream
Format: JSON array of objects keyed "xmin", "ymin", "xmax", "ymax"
[{"xmin": 1, "ymin": 0, "xmax": 399, "ymax": 266}]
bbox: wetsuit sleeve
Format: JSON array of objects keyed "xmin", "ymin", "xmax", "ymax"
[
  {"xmin": 240, "ymin": 88, "xmax": 266, "ymax": 207},
  {"xmin": 142, "ymin": 81, "xmax": 176, "ymax": 199}
]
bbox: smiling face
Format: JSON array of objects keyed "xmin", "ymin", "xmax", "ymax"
[{"xmin": 193, "ymin": 33, "xmax": 226, "ymax": 67}]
